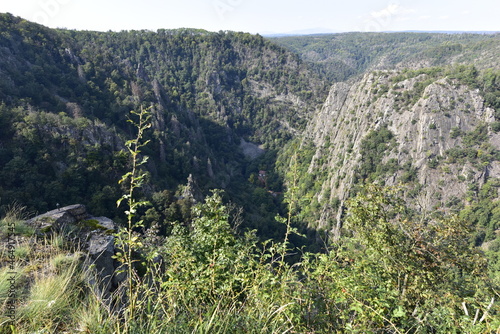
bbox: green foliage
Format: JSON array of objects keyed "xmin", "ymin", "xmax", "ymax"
[
  {"xmin": 142, "ymin": 189, "xmax": 193, "ymax": 234},
  {"xmin": 0, "ymin": 205, "xmax": 33, "ymax": 238},
  {"xmin": 355, "ymin": 125, "xmax": 397, "ymax": 183},
  {"xmin": 2, "ymin": 184, "xmax": 499, "ymax": 333},
  {"xmin": 485, "ymin": 238, "xmax": 500, "ymax": 286},
  {"xmin": 428, "ymin": 157, "xmax": 439, "ymax": 168},
  {"xmin": 446, "ymin": 64, "xmax": 479, "ymax": 87},
  {"xmin": 334, "ymin": 184, "xmax": 497, "ymax": 332},
  {"xmin": 114, "ymin": 107, "xmax": 152, "ymax": 334},
  {"xmin": 451, "ymin": 126, "xmax": 463, "ymax": 138},
  {"xmin": 394, "ymin": 73, "xmax": 439, "ymax": 107},
  {"xmin": 17, "ymin": 258, "xmax": 82, "ymax": 329},
  {"xmin": 0, "ymin": 206, "xmax": 93, "ymax": 333},
  {"xmin": 444, "ymin": 65, "xmax": 500, "ymax": 114},
  {"xmin": 491, "ymin": 121, "xmax": 500, "ymax": 132},
  {"xmin": 391, "ymin": 66, "xmax": 445, "ymax": 83},
  {"xmin": 444, "ymin": 123, "xmax": 500, "ymax": 169},
  {"xmin": 113, "ymin": 189, "xmax": 302, "ymax": 333},
  {"xmin": 462, "ymin": 123, "xmax": 489, "ymax": 147},
  {"xmin": 481, "ymin": 68, "xmax": 500, "ymax": 110},
  {"xmin": 0, "ymin": 105, "xmax": 127, "ymax": 217},
  {"xmin": 161, "ymin": 191, "xmax": 249, "ymax": 299},
  {"xmin": 459, "ymin": 179, "xmax": 500, "ymax": 278}
]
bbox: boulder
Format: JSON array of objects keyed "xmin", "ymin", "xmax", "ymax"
[
  {"xmin": 26, "ymin": 204, "xmax": 90, "ymax": 233},
  {"xmin": 26, "ymin": 204, "xmax": 124, "ymax": 298}
]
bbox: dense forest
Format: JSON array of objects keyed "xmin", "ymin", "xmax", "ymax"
[
  {"xmin": 1, "ymin": 12, "xmax": 500, "ymax": 333},
  {"xmin": 0, "ymin": 13, "xmax": 328, "ymax": 243}
]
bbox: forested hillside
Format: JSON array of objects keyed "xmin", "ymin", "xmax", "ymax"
[
  {"xmin": 272, "ymin": 32, "xmax": 500, "ymax": 82},
  {"xmin": 1, "ymin": 12, "xmax": 500, "ymax": 333},
  {"xmin": 0, "ymin": 13, "xmax": 326, "ymax": 238}
]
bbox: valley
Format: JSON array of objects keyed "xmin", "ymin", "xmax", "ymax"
[{"xmin": 1, "ymin": 13, "xmax": 500, "ymax": 332}]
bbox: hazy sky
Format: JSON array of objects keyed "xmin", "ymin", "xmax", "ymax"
[{"xmin": 1, "ymin": 0, "xmax": 498, "ymax": 34}]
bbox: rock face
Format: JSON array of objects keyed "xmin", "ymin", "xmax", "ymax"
[
  {"xmin": 240, "ymin": 138, "xmax": 265, "ymax": 160},
  {"xmin": 26, "ymin": 204, "xmax": 123, "ymax": 297},
  {"xmin": 87, "ymin": 234, "xmax": 117, "ymax": 295},
  {"xmin": 301, "ymin": 70, "xmax": 499, "ymax": 232},
  {"xmin": 181, "ymin": 174, "xmax": 204, "ymax": 203}
]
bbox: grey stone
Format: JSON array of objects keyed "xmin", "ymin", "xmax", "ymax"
[
  {"xmin": 87, "ymin": 234, "xmax": 116, "ymax": 292},
  {"xmin": 26, "ymin": 204, "xmax": 89, "ymax": 233},
  {"xmin": 93, "ymin": 217, "xmax": 116, "ymax": 232},
  {"xmin": 25, "ymin": 204, "xmax": 123, "ymax": 298}
]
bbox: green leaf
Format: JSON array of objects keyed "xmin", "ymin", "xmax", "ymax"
[
  {"xmin": 118, "ymin": 172, "xmax": 132, "ymax": 184},
  {"xmin": 392, "ymin": 306, "xmax": 405, "ymax": 318}
]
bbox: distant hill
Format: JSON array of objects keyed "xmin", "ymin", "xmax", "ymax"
[
  {"xmin": 263, "ymin": 30, "xmax": 499, "ymax": 38},
  {"xmin": 394, "ymin": 30, "xmax": 499, "ymax": 34},
  {"xmin": 270, "ymin": 32, "xmax": 500, "ymax": 82}
]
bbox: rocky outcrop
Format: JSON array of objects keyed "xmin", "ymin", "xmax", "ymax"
[
  {"xmin": 26, "ymin": 204, "xmax": 123, "ymax": 297},
  {"xmin": 240, "ymin": 138, "xmax": 265, "ymax": 160},
  {"xmin": 181, "ymin": 174, "xmax": 204, "ymax": 203},
  {"xmin": 302, "ymin": 70, "xmax": 499, "ymax": 232},
  {"xmin": 26, "ymin": 204, "xmax": 90, "ymax": 232}
]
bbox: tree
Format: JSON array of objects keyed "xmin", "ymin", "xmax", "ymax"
[{"xmin": 328, "ymin": 184, "xmax": 499, "ymax": 332}]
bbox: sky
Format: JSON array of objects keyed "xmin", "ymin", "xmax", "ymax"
[{"xmin": 0, "ymin": 0, "xmax": 498, "ymax": 35}]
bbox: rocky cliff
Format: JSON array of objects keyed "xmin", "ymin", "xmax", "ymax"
[{"xmin": 299, "ymin": 68, "xmax": 499, "ymax": 232}]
